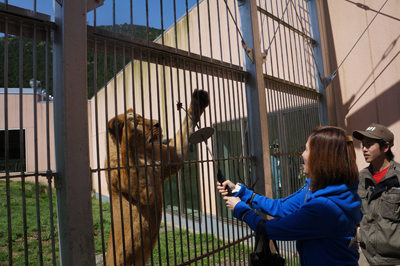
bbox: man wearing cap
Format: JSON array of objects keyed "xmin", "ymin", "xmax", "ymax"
[{"xmin": 353, "ymin": 123, "xmax": 400, "ymax": 266}]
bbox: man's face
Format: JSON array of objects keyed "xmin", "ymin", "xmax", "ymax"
[{"xmin": 361, "ymin": 137, "xmax": 387, "ymax": 163}]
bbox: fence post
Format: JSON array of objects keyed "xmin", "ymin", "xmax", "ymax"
[
  {"xmin": 307, "ymin": 0, "xmax": 329, "ymax": 126},
  {"xmin": 53, "ymin": 0, "xmax": 96, "ymax": 265},
  {"xmin": 237, "ymin": 0, "xmax": 273, "ymax": 197}
]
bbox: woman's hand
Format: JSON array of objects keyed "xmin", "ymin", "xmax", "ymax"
[
  {"xmin": 216, "ymin": 180, "xmax": 236, "ymax": 196},
  {"xmin": 223, "ymin": 196, "xmax": 241, "ymax": 211}
]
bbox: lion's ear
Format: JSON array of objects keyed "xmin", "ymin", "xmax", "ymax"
[{"xmin": 108, "ymin": 114, "xmax": 124, "ymax": 143}]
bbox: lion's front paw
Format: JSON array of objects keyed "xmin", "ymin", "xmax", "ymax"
[{"xmin": 192, "ymin": 89, "xmax": 210, "ymax": 111}]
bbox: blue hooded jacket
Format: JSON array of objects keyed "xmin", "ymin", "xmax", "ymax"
[{"xmin": 233, "ymin": 179, "xmax": 362, "ymax": 266}]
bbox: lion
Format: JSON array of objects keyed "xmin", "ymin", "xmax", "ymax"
[{"xmin": 105, "ymin": 89, "xmax": 209, "ymax": 266}]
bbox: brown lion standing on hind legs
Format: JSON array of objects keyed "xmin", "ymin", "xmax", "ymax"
[{"xmin": 105, "ymin": 89, "xmax": 209, "ymax": 266}]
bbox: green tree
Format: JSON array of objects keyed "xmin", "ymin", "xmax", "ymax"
[{"xmin": 0, "ymin": 24, "xmax": 162, "ymax": 99}]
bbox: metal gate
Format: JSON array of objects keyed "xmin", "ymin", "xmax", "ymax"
[{"xmin": 0, "ymin": 0, "xmax": 323, "ymax": 265}]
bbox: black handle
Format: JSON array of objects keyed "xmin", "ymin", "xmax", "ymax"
[{"xmin": 217, "ymin": 169, "xmax": 233, "ymax": 196}]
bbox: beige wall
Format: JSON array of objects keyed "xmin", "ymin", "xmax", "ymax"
[
  {"xmin": 0, "ymin": 91, "xmax": 55, "ymax": 182},
  {"xmin": 318, "ymin": 0, "xmax": 400, "ymax": 169}
]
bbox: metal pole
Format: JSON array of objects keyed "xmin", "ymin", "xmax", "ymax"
[
  {"xmin": 53, "ymin": 0, "xmax": 96, "ymax": 264},
  {"xmin": 307, "ymin": 0, "xmax": 329, "ymax": 126},
  {"xmin": 237, "ymin": 0, "xmax": 273, "ymax": 197}
]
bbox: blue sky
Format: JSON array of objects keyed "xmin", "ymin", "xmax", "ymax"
[{"xmin": 8, "ymin": 0, "xmax": 200, "ymax": 29}]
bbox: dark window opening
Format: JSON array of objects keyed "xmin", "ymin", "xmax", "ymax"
[{"xmin": 0, "ymin": 129, "xmax": 26, "ymax": 173}]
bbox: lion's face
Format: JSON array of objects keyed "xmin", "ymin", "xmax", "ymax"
[
  {"xmin": 108, "ymin": 108, "xmax": 163, "ymax": 152},
  {"xmin": 128, "ymin": 110, "xmax": 163, "ymax": 146}
]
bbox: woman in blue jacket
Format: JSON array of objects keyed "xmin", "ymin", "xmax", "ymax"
[{"xmin": 218, "ymin": 126, "xmax": 363, "ymax": 266}]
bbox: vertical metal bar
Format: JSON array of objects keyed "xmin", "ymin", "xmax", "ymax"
[
  {"xmin": 238, "ymin": 0, "xmax": 272, "ymax": 197},
  {"xmin": 43, "ymin": 25, "xmax": 57, "ymax": 266},
  {"xmin": 299, "ymin": 0, "xmax": 311, "ymax": 89},
  {"xmin": 94, "ymin": 7, "xmax": 97, "ymax": 28},
  {"xmin": 103, "ymin": 40, "xmax": 118, "ymax": 266},
  {"xmin": 222, "ymin": 71, "xmax": 237, "ymax": 262},
  {"xmin": 53, "ymin": 0, "xmax": 96, "ymax": 264},
  {"xmin": 280, "ymin": 0, "xmax": 291, "ymax": 83},
  {"xmin": 295, "ymin": 0, "xmax": 307, "ymax": 86},
  {"xmin": 130, "ymin": 46, "xmax": 142, "ymax": 266},
  {"xmin": 186, "ymin": 0, "xmax": 191, "ymax": 55},
  {"xmin": 146, "ymin": 50, "xmax": 160, "ymax": 265},
  {"xmin": 113, "ymin": 43, "xmax": 128, "ymax": 266},
  {"xmin": 146, "ymin": 0, "xmax": 150, "ymax": 44},
  {"xmin": 160, "ymin": 54, "xmax": 172, "ymax": 265},
  {"xmin": 238, "ymin": 80, "xmax": 249, "ymax": 185},
  {"xmin": 167, "ymin": 56, "xmax": 179, "ymax": 266},
  {"xmin": 204, "ymin": 66, "xmax": 216, "ymax": 264},
  {"xmin": 139, "ymin": 49, "xmax": 155, "ymax": 266},
  {"xmin": 169, "ymin": 57, "xmax": 184, "ymax": 264},
  {"xmin": 93, "ymin": 39, "xmax": 107, "ymax": 263},
  {"xmin": 263, "ymin": 0, "xmax": 273, "ymax": 76},
  {"xmin": 196, "ymin": 63, "xmax": 208, "ymax": 265},
  {"xmin": 289, "ymin": 3, "xmax": 300, "ymax": 86},
  {"xmin": 178, "ymin": 60, "xmax": 191, "ymax": 264},
  {"xmin": 196, "ymin": 0, "xmax": 202, "ymax": 58},
  {"xmin": 122, "ymin": 45, "xmax": 136, "ymax": 266},
  {"xmin": 215, "ymin": 0, "xmax": 224, "ymax": 64},
  {"xmin": 307, "ymin": 0, "xmax": 328, "ymax": 125},
  {"xmin": 159, "ymin": 0, "xmax": 164, "ymax": 48},
  {"xmin": 214, "ymin": 70, "xmax": 227, "ymax": 263},
  {"xmin": 220, "ymin": 71, "xmax": 233, "ymax": 263},
  {"xmin": 225, "ymin": 2, "xmax": 232, "ymax": 66},
  {"xmin": 173, "ymin": 0, "xmax": 178, "ymax": 51},
  {"xmin": 113, "ymin": 0, "xmax": 116, "ymax": 36},
  {"xmin": 275, "ymin": 0, "xmax": 286, "ymax": 81},
  {"xmin": 270, "ymin": 0, "xmax": 281, "ymax": 79},
  {"xmin": 184, "ymin": 62, "xmax": 194, "ymax": 262},
  {"xmin": 235, "ymin": 73, "xmax": 249, "ymax": 264},
  {"xmin": 206, "ymin": 0, "xmax": 214, "ymax": 61},
  {"xmin": 209, "ymin": 66, "xmax": 222, "ymax": 263},
  {"xmin": 281, "ymin": 84, "xmax": 290, "ymax": 197},
  {"xmin": 286, "ymin": 3, "xmax": 296, "ymax": 84},
  {"xmin": 130, "ymin": 0, "xmax": 133, "ymax": 40},
  {"xmin": 259, "ymin": 0, "xmax": 267, "ymax": 74},
  {"xmin": 233, "ymin": 0, "xmax": 242, "ymax": 68},
  {"xmin": 4, "ymin": 16, "xmax": 13, "ymax": 266},
  {"xmin": 32, "ymin": 23, "xmax": 44, "ymax": 266},
  {"xmin": 18, "ymin": 20, "xmax": 29, "ymax": 266},
  {"xmin": 154, "ymin": 54, "xmax": 164, "ymax": 266}
]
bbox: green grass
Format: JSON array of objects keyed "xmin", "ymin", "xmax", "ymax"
[
  {"xmin": 0, "ymin": 180, "xmax": 112, "ymax": 265},
  {"xmin": 0, "ymin": 180, "xmax": 59, "ymax": 265},
  {"xmin": 149, "ymin": 228, "xmax": 251, "ymax": 265},
  {"xmin": 1, "ymin": 180, "xmax": 272, "ymax": 265}
]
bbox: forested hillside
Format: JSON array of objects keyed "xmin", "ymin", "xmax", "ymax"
[{"xmin": 0, "ymin": 24, "xmax": 162, "ymax": 99}]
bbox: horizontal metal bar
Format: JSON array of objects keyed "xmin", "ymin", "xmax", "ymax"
[
  {"xmin": 176, "ymin": 233, "xmax": 255, "ymax": 266},
  {"xmin": 257, "ymin": 6, "xmax": 316, "ymax": 45},
  {"xmin": 0, "ymin": 2, "xmax": 51, "ymax": 21},
  {"xmin": 264, "ymin": 74, "xmax": 320, "ymax": 95},
  {"xmin": 0, "ymin": 5, "xmax": 57, "ymax": 40},
  {"xmin": 0, "ymin": 172, "xmax": 59, "ymax": 180},
  {"xmin": 87, "ymin": 26, "xmax": 248, "ymax": 81},
  {"xmin": 91, "ymin": 156, "xmax": 255, "ymax": 173}
]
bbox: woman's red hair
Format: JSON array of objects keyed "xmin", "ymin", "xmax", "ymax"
[{"xmin": 307, "ymin": 126, "xmax": 358, "ymax": 191}]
